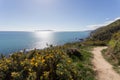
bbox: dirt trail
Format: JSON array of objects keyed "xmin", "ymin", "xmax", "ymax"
[{"xmin": 92, "ymin": 47, "xmax": 120, "ymax": 80}]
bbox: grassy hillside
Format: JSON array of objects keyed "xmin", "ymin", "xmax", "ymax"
[
  {"xmin": 84, "ymin": 19, "xmax": 120, "ymax": 46},
  {"xmin": 90, "ymin": 19, "xmax": 120, "ymax": 41},
  {"xmin": 0, "ymin": 42, "xmax": 95, "ymax": 80},
  {"xmin": 102, "ymin": 32, "xmax": 120, "ymax": 73},
  {"xmin": 83, "ymin": 19, "xmax": 120, "ymax": 73},
  {"xmin": 82, "ymin": 19, "xmax": 120, "ymax": 74}
]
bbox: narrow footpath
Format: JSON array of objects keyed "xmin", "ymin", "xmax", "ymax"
[{"xmin": 92, "ymin": 47, "xmax": 120, "ymax": 80}]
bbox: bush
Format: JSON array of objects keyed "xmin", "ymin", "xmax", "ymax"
[{"xmin": 0, "ymin": 43, "xmax": 95, "ymax": 80}]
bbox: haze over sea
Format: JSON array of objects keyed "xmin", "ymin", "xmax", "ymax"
[{"xmin": 0, "ymin": 31, "xmax": 90, "ymax": 55}]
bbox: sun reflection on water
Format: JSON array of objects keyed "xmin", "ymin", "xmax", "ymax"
[
  {"xmin": 34, "ymin": 31, "xmax": 54, "ymax": 48},
  {"xmin": 35, "ymin": 31, "xmax": 53, "ymax": 39}
]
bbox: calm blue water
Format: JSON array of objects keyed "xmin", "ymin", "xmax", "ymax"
[{"xmin": 0, "ymin": 31, "xmax": 90, "ymax": 55}]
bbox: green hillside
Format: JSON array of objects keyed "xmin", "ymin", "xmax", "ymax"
[
  {"xmin": 83, "ymin": 18, "xmax": 120, "ymax": 73},
  {"xmin": 88, "ymin": 19, "xmax": 120, "ymax": 73},
  {"xmin": 90, "ymin": 19, "xmax": 120, "ymax": 41},
  {"xmin": 84, "ymin": 19, "xmax": 120, "ymax": 46},
  {"xmin": 102, "ymin": 31, "xmax": 120, "ymax": 73},
  {"xmin": 107, "ymin": 31, "xmax": 120, "ymax": 62}
]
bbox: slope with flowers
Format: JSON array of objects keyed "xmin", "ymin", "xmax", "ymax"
[{"xmin": 0, "ymin": 42, "xmax": 95, "ymax": 80}]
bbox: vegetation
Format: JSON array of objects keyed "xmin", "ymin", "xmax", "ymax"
[
  {"xmin": 102, "ymin": 31, "xmax": 120, "ymax": 73},
  {"xmin": 0, "ymin": 42, "xmax": 95, "ymax": 80},
  {"xmin": 84, "ymin": 19, "xmax": 120, "ymax": 46},
  {"xmin": 90, "ymin": 19, "xmax": 120, "ymax": 41},
  {"xmin": 83, "ymin": 19, "xmax": 120, "ymax": 74},
  {"xmin": 2, "ymin": 18, "xmax": 120, "ymax": 80}
]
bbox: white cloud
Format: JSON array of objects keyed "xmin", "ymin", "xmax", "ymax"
[
  {"xmin": 85, "ymin": 17, "xmax": 120, "ymax": 30},
  {"xmin": 115, "ymin": 17, "xmax": 120, "ymax": 20}
]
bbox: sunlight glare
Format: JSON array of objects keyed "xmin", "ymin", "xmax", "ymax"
[
  {"xmin": 35, "ymin": 31, "xmax": 53, "ymax": 40},
  {"xmin": 34, "ymin": 31, "xmax": 54, "ymax": 48}
]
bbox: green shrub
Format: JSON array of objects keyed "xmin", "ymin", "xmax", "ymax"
[{"xmin": 0, "ymin": 43, "xmax": 95, "ymax": 80}]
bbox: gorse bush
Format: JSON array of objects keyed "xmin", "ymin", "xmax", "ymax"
[{"xmin": 0, "ymin": 43, "xmax": 95, "ymax": 80}]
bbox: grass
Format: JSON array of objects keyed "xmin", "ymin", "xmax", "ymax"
[{"xmin": 102, "ymin": 48, "xmax": 120, "ymax": 74}]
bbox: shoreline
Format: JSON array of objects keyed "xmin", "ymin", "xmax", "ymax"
[{"xmin": 1, "ymin": 40, "xmax": 84, "ymax": 56}]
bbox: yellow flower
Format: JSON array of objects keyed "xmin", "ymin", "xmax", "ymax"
[
  {"xmin": 74, "ymin": 70, "xmax": 77, "ymax": 74},
  {"xmin": 60, "ymin": 72, "xmax": 63, "ymax": 75},
  {"xmin": 25, "ymin": 58, "xmax": 28, "ymax": 61},
  {"xmin": 11, "ymin": 72, "xmax": 20, "ymax": 78},
  {"xmin": 20, "ymin": 62, "xmax": 24, "ymax": 65},
  {"xmin": 57, "ymin": 64, "xmax": 59, "ymax": 67},
  {"xmin": 24, "ymin": 67, "xmax": 27, "ymax": 69},
  {"xmin": 35, "ymin": 62, "xmax": 38, "ymax": 67},
  {"xmin": 6, "ymin": 59, "xmax": 10, "ymax": 63},
  {"xmin": 28, "ymin": 68, "xmax": 32, "ymax": 71},
  {"xmin": 31, "ymin": 58, "xmax": 35, "ymax": 62},
  {"xmin": 67, "ymin": 60, "xmax": 71, "ymax": 63},
  {"xmin": 41, "ymin": 59, "xmax": 45, "ymax": 63},
  {"xmin": 30, "ymin": 62, "xmax": 34, "ymax": 65},
  {"xmin": 43, "ymin": 71, "xmax": 49, "ymax": 76}
]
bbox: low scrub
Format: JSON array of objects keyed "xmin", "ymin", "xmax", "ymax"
[{"xmin": 0, "ymin": 43, "xmax": 95, "ymax": 80}]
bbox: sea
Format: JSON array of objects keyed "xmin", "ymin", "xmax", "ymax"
[{"xmin": 0, "ymin": 31, "xmax": 90, "ymax": 55}]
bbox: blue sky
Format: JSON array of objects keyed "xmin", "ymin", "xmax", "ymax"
[{"xmin": 0, "ymin": 0, "xmax": 120, "ymax": 31}]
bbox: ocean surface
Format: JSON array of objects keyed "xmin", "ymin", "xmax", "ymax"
[{"xmin": 0, "ymin": 31, "xmax": 90, "ymax": 55}]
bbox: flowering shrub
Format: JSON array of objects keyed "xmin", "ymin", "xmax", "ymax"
[{"xmin": 0, "ymin": 43, "xmax": 95, "ymax": 80}]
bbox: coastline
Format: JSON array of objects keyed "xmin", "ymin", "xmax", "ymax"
[
  {"xmin": 0, "ymin": 39, "xmax": 95, "ymax": 80},
  {"xmin": 0, "ymin": 31, "xmax": 90, "ymax": 55}
]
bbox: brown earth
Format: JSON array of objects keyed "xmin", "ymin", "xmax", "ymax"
[{"xmin": 92, "ymin": 47, "xmax": 120, "ymax": 80}]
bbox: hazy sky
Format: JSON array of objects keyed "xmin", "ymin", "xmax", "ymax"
[{"xmin": 0, "ymin": 0, "xmax": 120, "ymax": 31}]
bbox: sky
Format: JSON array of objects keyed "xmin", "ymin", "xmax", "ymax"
[{"xmin": 0, "ymin": 0, "xmax": 120, "ymax": 31}]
